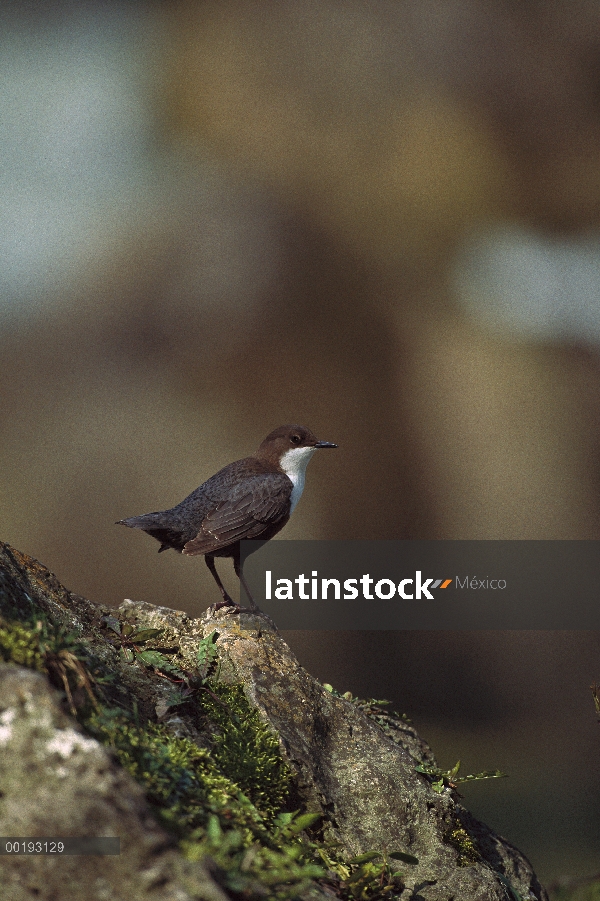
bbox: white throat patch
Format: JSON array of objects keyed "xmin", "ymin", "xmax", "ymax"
[{"xmin": 280, "ymin": 446, "xmax": 316, "ymax": 513}]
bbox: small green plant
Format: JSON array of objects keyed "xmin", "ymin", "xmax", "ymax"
[
  {"xmin": 322, "ymin": 686, "xmax": 413, "ymax": 741},
  {"xmin": 196, "ymin": 629, "xmax": 220, "ymax": 680},
  {"xmin": 310, "ymin": 843, "xmax": 418, "ymax": 900},
  {"xmin": 102, "ymin": 619, "xmax": 229, "ymax": 719},
  {"xmin": 183, "ymin": 811, "xmax": 326, "ymax": 899},
  {"xmin": 0, "ymin": 614, "xmax": 97, "ymax": 715},
  {"xmin": 340, "ymin": 850, "xmax": 418, "ymax": 900},
  {"xmin": 102, "ymin": 614, "xmax": 183, "ymax": 672},
  {"xmin": 415, "ymin": 760, "xmax": 507, "ymax": 794}
]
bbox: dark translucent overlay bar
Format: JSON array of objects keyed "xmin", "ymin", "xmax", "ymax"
[
  {"xmin": 0, "ymin": 837, "xmax": 120, "ymax": 855},
  {"xmin": 241, "ymin": 540, "xmax": 600, "ymax": 629}
]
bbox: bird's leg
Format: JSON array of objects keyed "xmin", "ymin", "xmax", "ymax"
[
  {"xmin": 204, "ymin": 554, "xmax": 266, "ymax": 619},
  {"xmin": 234, "ymin": 556, "xmax": 259, "ymax": 612},
  {"xmin": 205, "ymin": 555, "xmax": 237, "ymax": 608}
]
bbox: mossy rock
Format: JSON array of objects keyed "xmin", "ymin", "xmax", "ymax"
[{"xmin": 0, "ymin": 541, "xmax": 548, "ymax": 900}]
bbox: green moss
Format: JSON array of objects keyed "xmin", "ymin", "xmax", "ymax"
[
  {"xmin": 443, "ymin": 824, "xmax": 480, "ymax": 867},
  {"xmin": 0, "ymin": 617, "xmax": 45, "ymax": 670},
  {"xmin": 85, "ymin": 709, "xmax": 270, "ymax": 840},
  {"xmin": 195, "ymin": 681, "xmax": 292, "ymax": 822},
  {"xmin": 84, "ymin": 707, "xmax": 326, "ymax": 899}
]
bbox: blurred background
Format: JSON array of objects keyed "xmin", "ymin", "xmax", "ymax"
[{"xmin": 1, "ymin": 0, "xmax": 600, "ymax": 887}]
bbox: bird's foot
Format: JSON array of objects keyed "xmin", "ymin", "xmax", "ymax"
[
  {"xmin": 208, "ymin": 598, "xmax": 239, "ymax": 614},
  {"xmin": 208, "ymin": 601, "xmax": 257, "ymax": 616},
  {"xmin": 205, "ymin": 600, "xmax": 277, "ymax": 629}
]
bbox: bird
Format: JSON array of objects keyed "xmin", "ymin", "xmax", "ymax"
[{"xmin": 117, "ymin": 424, "xmax": 337, "ymax": 611}]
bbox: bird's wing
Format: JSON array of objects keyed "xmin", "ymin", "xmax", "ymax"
[{"xmin": 182, "ymin": 473, "xmax": 291, "ymax": 555}]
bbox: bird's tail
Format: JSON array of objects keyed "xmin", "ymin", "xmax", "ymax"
[
  {"xmin": 116, "ymin": 513, "xmax": 185, "ymax": 553},
  {"xmin": 116, "ymin": 513, "xmax": 165, "ymax": 529}
]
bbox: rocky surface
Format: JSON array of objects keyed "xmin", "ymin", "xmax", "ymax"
[
  {"xmin": 0, "ymin": 542, "xmax": 548, "ymax": 900},
  {"xmin": 0, "ymin": 664, "xmax": 229, "ymax": 901}
]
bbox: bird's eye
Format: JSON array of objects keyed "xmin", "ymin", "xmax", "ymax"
[{"xmin": 291, "ymin": 435, "xmax": 301, "ymax": 444}]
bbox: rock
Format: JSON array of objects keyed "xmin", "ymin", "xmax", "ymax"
[
  {"xmin": 0, "ymin": 542, "xmax": 548, "ymax": 900},
  {"xmin": 0, "ymin": 664, "xmax": 229, "ymax": 901}
]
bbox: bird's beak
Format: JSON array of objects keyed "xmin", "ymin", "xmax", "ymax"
[{"xmin": 314, "ymin": 440, "xmax": 338, "ymax": 448}]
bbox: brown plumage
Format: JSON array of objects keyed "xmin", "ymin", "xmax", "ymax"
[{"xmin": 117, "ymin": 425, "xmax": 337, "ymax": 610}]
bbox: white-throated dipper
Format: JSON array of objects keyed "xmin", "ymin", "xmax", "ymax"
[{"xmin": 117, "ymin": 425, "xmax": 337, "ymax": 611}]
